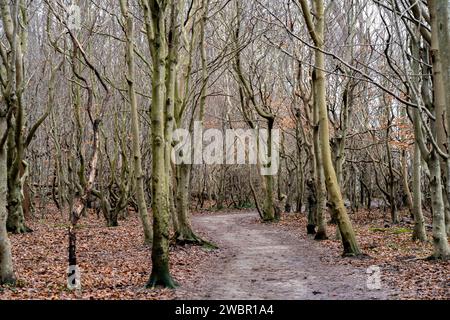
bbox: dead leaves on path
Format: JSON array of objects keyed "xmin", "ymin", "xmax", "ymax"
[
  {"xmin": 278, "ymin": 210, "xmax": 449, "ymax": 300},
  {"xmin": 1, "ymin": 207, "xmax": 448, "ymax": 300}
]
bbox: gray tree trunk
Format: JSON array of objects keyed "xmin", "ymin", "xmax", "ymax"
[{"xmin": 0, "ymin": 117, "xmax": 15, "ymax": 285}]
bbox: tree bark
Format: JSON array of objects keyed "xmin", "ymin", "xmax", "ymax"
[
  {"xmin": 436, "ymin": 0, "xmax": 450, "ymax": 236},
  {"xmin": 164, "ymin": 0, "xmax": 180, "ymax": 235},
  {"xmin": 412, "ymin": 136, "xmax": 426, "ymax": 241},
  {"xmin": 2, "ymin": 0, "xmax": 31, "ymax": 234},
  {"xmin": 0, "ymin": 117, "xmax": 15, "ymax": 285},
  {"xmin": 299, "ymin": 0, "xmax": 361, "ymax": 255},
  {"xmin": 312, "ymin": 70, "xmax": 327, "ymax": 240},
  {"xmin": 120, "ymin": 0, "xmax": 153, "ymax": 244},
  {"xmin": 427, "ymin": 0, "xmax": 450, "ymax": 258},
  {"xmin": 428, "ymin": 150, "xmax": 450, "ymax": 258},
  {"xmin": 410, "ymin": 38, "xmax": 427, "ymax": 242},
  {"xmin": 142, "ymin": 0, "xmax": 177, "ymax": 288}
]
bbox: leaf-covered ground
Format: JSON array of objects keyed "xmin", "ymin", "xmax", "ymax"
[
  {"xmin": 0, "ymin": 207, "xmax": 218, "ymax": 300},
  {"xmin": 1, "ymin": 207, "xmax": 448, "ymax": 300},
  {"xmin": 278, "ymin": 209, "xmax": 450, "ymax": 300}
]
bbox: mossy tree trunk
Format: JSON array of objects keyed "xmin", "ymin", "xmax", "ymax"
[
  {"xmin": 312, "ymin": 71, "xmax": 327, "ymax": 240},
  {"xmin": 172, "ymin": 0, "xmax": 213, "ymax": 245},
  {"xmin": 410, "ymin": 38, "xmax": 427, "ymax": 242},
  {"xmin": 233, "ymin": 2, "xmax": 277, "ymax": 222},
  {"xmin": 412, "ymin": 139, "xmax": 426, "ymax": 241},
  {"xmin": 412, "ymin": 4, "xmax": 450, "ymax": 258},
  {"xmin": 142, "ymin": 0, "xmax": 177, "ymax": 288},
  {"xmin": 175, "ymin": 163, "xmax": 199, "ymax": 242},
  {"xmin": 426, "ymin": 0, "xmax": 450, "ymax": 258},
  {"xmin": 1, "ymin": 0, "xmax": 32, "ymax": 234},
  {"xmin": 298, "ymin": 0, "xmax": 361, "ymax": 256},
  {"xmin": 428, "ymin": 149, "xmax": 450, "ymax": 258},
  {"xmin": 0, "ymin": 0, "xmax": 31, "ymax": 283},
  {"xmin": 164, "ymin": 0, "xmax": 180, "ymax": 236},
  {"xmin": 436, "ymin": 0, "xmax": 450, "ymax": 236},
  {"xmin": 0, "ymin": 116, "xmax": 15, "ymax": 285},
  {"xmin": 5, "ymin": 0, "xmax": 56, "ymax": 233},
  {"xmin": 384, "ymin": 105, "xmax": 399, "ymax": 224},
  {"xmin": 120, "ymin": 0, "xmax": 153, "ymax": 244}
]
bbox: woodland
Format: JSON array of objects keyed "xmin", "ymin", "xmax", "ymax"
[{"xmin": 0, "ymin": 0, "xmax": 449, "ymax": 300}]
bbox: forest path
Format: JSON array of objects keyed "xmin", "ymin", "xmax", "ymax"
[{"xmin": 177, "ymin": 212, "xmax": 392, "ymax": 300}]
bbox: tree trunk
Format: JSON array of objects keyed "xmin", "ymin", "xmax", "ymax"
[
  {"xmin": 410, "ymin": 32, "xmax": 427, "ymax": 242},
  {"xmin": 164, "ymin": 0, "xmax": 180, "ymax": 236},
  {"xmin": 428, "ymin": 150, "xmax": 450, "ymax": 258},
  {"xmin": 262, "ymin": 173, "xmax": 276, "ymax": 221},
  {"xmin": 142, "ymin": 0, "xmax": 177, "ymax": 288},
  {"xmin": 436, "ymin": 0, "xmax": 450, "ymax": 236},
  {"xmin": 401, "ymin": 150, "xmax": 413, "ymax": 214},
  {"xmin": 120, "ymin": 0, "xmax": 153, "ymax": 244},
  {"xmin": 6, "ymin": 172, "xmax": 29, "ymax": 233},
  {"xmin": 174, "ymin": 163, "xmax": 199, "ymax": 242},
  {"xmin": 299, "ymin": 0, "xmax": 361, "ymax": 255},
  {"xmin": 0, "ymin": 117, "xmax": 15, "ymax": 285},
  {"xmin": 3, "ymin": 0, "xmax": 30, "ymax": 234},
  {"xmin": 260, "ymin": 123, "xmax": 276, "ymax": 222},
  {"xmin": 412, "ymin": 137, "xmax": 426, "ymax": 241},
  {"xmin": 312, "ymin": 76, "xmax": 327, "ymax": 240},
  {"xmin": 427, "ymin": 0, "xmax": 450, "ymax": 259},
  {"xmin": 384, "ymin": 105, "xmax": 398, "ymax": 224}
]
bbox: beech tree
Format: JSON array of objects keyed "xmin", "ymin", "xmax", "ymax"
[
  {"xmin": 119, "ymin": 0, "xmax": 153, "ymax": 244},
  {"xmin": 2, "ymin": 0, "xmax": 450, "ymax": 293},
  {"xmin": 141, "ymin": 0, "xmax": 177, "ymax": 288},
  {"xmin": 297, "ymin": 0, "xmax": 360, "ymax": 255}
]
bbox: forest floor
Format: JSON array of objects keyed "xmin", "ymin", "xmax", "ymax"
[
  {"xmin": 177, "ymin": 210, "xmax": 449, "ymax": 300},
  {"xmin": 0, "ymin": 207, "xmax": 449, "ymax": 300},
  {"xmin": 176, "ymin": 212, "xmax": 391, "ymax": 300},
  {"xmin": 0, "ymin": 208, "xmax": 218, "ymax": 299}
]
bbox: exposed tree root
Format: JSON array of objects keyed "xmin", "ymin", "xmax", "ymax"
[
  {"xmin": 173, "ymin": 231, "xmax": 218, "ymax": 249},
  {"xmin": 146, "ymin": 272, "xmax": 179, "ymax": 289},
  {"xmin": 0, "ymin": 276, "xmax": 16, "ymax": 286},
  {"xmin": 6, "ymin": 224, "xmax": 32, "ymax": 234},
  {"xmin": 341, "ymin": 252, "xmax": 369, "ymax": 259},
  {"xmin": 307, "ymin": 224, "xmax": 316, "ymax": 235},
  {"xmin": 424, "ymin": 254, "xmax": 450, "ymax": 261},
  {"xmin": 314, "ymin": 231, "xmax": 328, "ymax": 240},
  {"xmin": 262, "ymin": 217, "xmax": 277, "ymax": 223}
]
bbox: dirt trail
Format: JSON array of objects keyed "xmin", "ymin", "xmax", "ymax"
[{"xmin": 177, "ymin": 212, "xmax": 392, "ymax": 300}]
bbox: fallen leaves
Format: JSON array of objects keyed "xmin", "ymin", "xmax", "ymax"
[
  {"xmin": 0, "ymin": 206, "xmax": 215, "ymax": 300},
  {"xmin": 278, "ymin": 209, "xmax": 450, "ymax": 300},
  {"xmin": 2, "ymin": 206, "xmax": 448, "ymax": 300}
]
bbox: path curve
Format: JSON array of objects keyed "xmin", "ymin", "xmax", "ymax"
[{"xmin": 178, "ymin": 212, "xmax": 391, "ymax": 300}]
